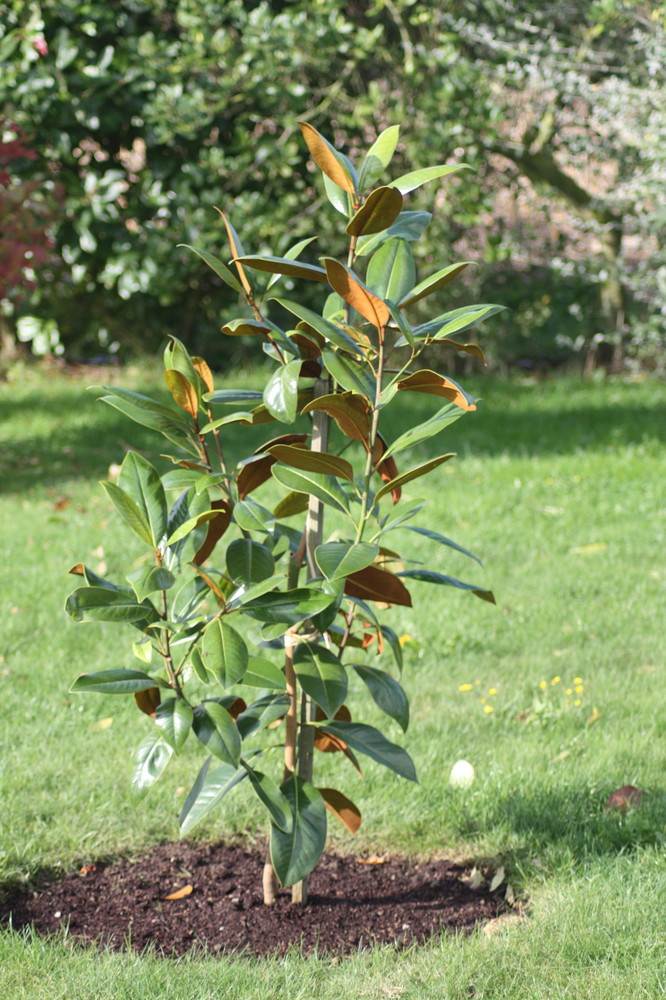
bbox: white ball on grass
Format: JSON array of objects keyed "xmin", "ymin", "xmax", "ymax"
[{"xmin": 449, "ymin": 759, "xmax": 475, "ymax": 789}]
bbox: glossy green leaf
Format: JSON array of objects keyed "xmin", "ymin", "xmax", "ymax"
[
  {"xmin": 374, "ymin": 498, "xmax": 425, "ymax": 536},
  {"xmin": 355, "ymin": 211, "xmax": 432, "ymax": 256},
  {"xmin": 234, "ymin": 497, "xmax": 277, "ymax": 532},
  {"xmin": 154, "ymin": 697, "xmax": 193, "ymax": 752},
  {"xmin": 65, "ymin": 587, "xmax": 159, "ymax": 625},
  {"xmin": 272, "ymin": 464, "xmax": 351, "ymax": 514},
  {"xmin": 414, "ymin": 304, "xmax": 506, "ymax": 341},
  {"xmin": 346, "ymin": 185, "xmax": 403, "ymax": 237},
  {"xmin": 130, "ymin": 734, "xmax": 173, "ymax": 800},
  {"xmin": 118, "ymin": 453, "xmax": 168, "ymax": 549},
  {"xmin": 353, "ymin": 665, "xmax": 409, "ymax": 732},
  {"xmin": 236, "ymin": 692, "xmax": 291, "ymax": 738},
  {"xmin": 98, "ymin": 394, "xmax": 200, "ymax": 457},
  {"xmin": 166, "ymin": 509, "xmax": 221, "ymax": 546},
  {"xmin": 380, "ymin": 624, "xmax": 404, "ymax": 675},
  {"xmin": 100, "ymin": 481, "xmax": 153, "ymax": 548},
  {"xmin": 71, "ymin": 668, "xmax": 167, "ymax": 694},
  {"xmin": 227, "ymin": 539, "xmax": 275, "ymax": 586},
  {"xmin": 267, "ymin": 444, "xmax": 354, "ymax": 483},
  {"xmin": 294, "ymin": 642, "xmax": 348, "ymax": 718},
  {"xmin": 204, "ymin": 389, "xmax": 263, "ymax": 405},
  {"xmin": 270, "ymin": 775, "xmax": 327, "ymax": 887},
  {"xmin": 234, "ymin": 255, "xmax": 327, "ymax": 283},
  {"xmin": 374, "ymin": 454, "xmax": 455, "ymax": 503},
  {"xmin": 164, "ymin": 487, "xmax": 211, "ymax": 568},
  {"xmin": 265, "ymin": 237, "xmax": 318, "ymax": 290},
  {"xmin": 397, "ymin": 569, "xmax": 496, "ymax": 604},
  {"xmin": 241, "ymin": 588, "xmax": 335, "ymax": 627},
  {"xmin": 193, "ymin": 702, "xmax": 241, "ymax": 765},
  {"xmin": 263, "ymin": 359, "xmax": 301, "ymax": 423},
  {"xmin": 399, "ymin": 261, "xmax": 472, "ymax": 308},
  {"xmin": 201, "ymin": 620, "xmax": 248, "ymax": 688},
  {"xmin": 242, "ymin": 656, "xmax": 287, "ymax": 690},
  {"xmin": 321, "ymin": 349, "xmax": 376, "ymax": 401},
  {"xmin": 270, "ymin": 298, "xmax": 363, "ymax": 355},
  {"xmin": 221, "ymin": 318, "xmax": 272, "ymax": 337},
  {"xmin": 366, "ymin": 238, "xmax": 415, "ymax": 304},
  {"xmin": 358, "ymin": 125, "xmax": 400, "ymax": 190},
  {"xmin": 316, "ymin": 721, "xmax": 416, "ymax": 781},
  {"xmin": 189, "ymin": 645, "xmax": 210, "ymax": 684},
  {"xmin": 163, "ymin": 337, "xmax": 205, "ymax": 397},
  {"xmin": 382, "ymin": 403, "xmax": 464, "ymax": 459},
  {"xmin": 126, "ymin": 565, "xmax": 175, "ymax": 602},
  {"xmin": 179, "ymin": 757, "xmax": 247, "ymax": 835},
  {"xmin": 178, "ymin": 244, "xmax": 243, "ymax": 293},
  {"xmin": 315, "ymin": 541, "xmax": 379, "ymax": 582},
  {"xmin": 388, "ymin": 163, "xmax": 470, "ymax": 194},
  {"xmin": 273, "ymin": 490, "xmax": 309, "ymax": 518},
  {"xmin": 246, "ymin": 766, "xmax": 293, "ymax": 832},
  {"xmin": 402, "ymin": 525, "xmax": 482, "ymax": 566},
  {"xmin": 322, "ymin": 170, "xmax": 352, "ymax": 216},
  {"xmin": 385, "ymin": 298, "xmax": 415, "ymax": 349}
]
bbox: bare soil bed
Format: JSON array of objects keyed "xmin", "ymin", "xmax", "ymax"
[{"xmin": 2, "ymin": 841, "xmax": 505, "ymax": 957}]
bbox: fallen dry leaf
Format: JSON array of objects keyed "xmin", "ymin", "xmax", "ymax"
[
  {"xmin": 90, "ymin": 717, "xmax": 113, "ymax": 731},
  {"xmin": 164, "ymin": 884, "xmax": 193, "ymax": 900},
  {"xmin": 605, "ymin": 785, "xmax": 643, "ymax": 812},
  {"xmin": 356, "ymin": 854, "xmax": 387, "ymax": 865},
  {"xmin": 482, "ymin": 913, "xmax": 525, "ymax": 937}
]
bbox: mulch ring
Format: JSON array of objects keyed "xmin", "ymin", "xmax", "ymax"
[{"xmin": 2, "ymin": 841, "xmax": 507, "ymax": 957}]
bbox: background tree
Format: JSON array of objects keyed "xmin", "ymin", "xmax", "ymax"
[{"xmin": 1, "ymin": 0, "xmax": 663, "ymax": 369}]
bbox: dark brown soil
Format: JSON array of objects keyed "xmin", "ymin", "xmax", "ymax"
[{"xmin": 2, "ymin": 841, "xmax": 505, "ymax": 957}]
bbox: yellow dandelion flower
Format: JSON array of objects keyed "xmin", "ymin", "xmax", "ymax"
[
  {"xmin": 459, "ymin": 683, "xmax": 473, "ymax": 692},
  {"xmin": 551, "ymin": 676, "xmax": 561, "ymax": 686},
  {"xmin": 483, "ymin": 705, "xmax": 494, "ymax": 714},
  {"xmin": 566, "ymin": 688, "xmax": 572, "ymax": 695},
  {"xmin": 573, "ymin": 677, "xmax": 583, "ymax": 685},
  {"xmin": 539, "ymin": 680, "xmax": 548, "ymax": 691},
  {"xmin": 488, "ymin": 687, "xmax": 497, "ymax": 695},
  {"xmin": 574, "ymin": 699, "xmax": 582, "ymax": 707},
  {"xmin": 398, "ymin": 634, "xmax": 412, "ymax": 647},
  {"xmin": 480, "ymin": 697, "xmax": 487, "ymax": 704},
  {"xmin": 574, "ymin": 684, "xmax": 584, "ymax": 694}
]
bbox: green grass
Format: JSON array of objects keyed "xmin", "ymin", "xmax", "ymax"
[{"xmin": 1, "ymin": 363, "xmax": 665, "ymax": 998}]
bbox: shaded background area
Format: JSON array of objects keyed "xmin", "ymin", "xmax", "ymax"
[{"xmin": 1, "ymin": 0, "xmax": 664, "ymax": 374}]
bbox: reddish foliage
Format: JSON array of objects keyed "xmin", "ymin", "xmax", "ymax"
[{"xmin": 0, "ymin": 121, "xmax": 61, "ymax": 301}]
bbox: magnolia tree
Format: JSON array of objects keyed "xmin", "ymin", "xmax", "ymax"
[{"xmin": 66, "ymin": 122, "xmax": 498, "ymax": 904}]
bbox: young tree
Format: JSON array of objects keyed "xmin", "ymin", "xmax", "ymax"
[{"xmin": 66, "ymin": 122, "xmax": 497, "ymax": 904}]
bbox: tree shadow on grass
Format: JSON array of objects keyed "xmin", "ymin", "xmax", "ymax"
[
  {"xmin": 1, "ymin": 374, "xmax": 664, "ymax": 495},
  {"xmin": 459, "ymin": 782, "xmax": 666, "ymax": 877}
]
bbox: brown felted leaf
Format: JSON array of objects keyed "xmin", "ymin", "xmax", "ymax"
[
  {"xmin": 344, "ymin": 566, "xmax": 412, "ymax": 607},
  {"xmin": 193, "ymin": 500, "xmax": 231, "ymax": 565},
  {"xmin": 323, "ymin": 258, "xmax": 389, "ymax": 331},
  {"xmin": 165, "ymin": 369, "xmax": 199, "ymax": 417},
  {"xmin": 298, "ymin": 122, "xmax": 356, "ymax": 194},
  {"xmin": 372, "ymin": 433, "xmax": 400, "ymax": 503},
  {"xmin": 319, "ymin": 787, "xmax": 362, "ymax": 834},
  {"xmin": 302, "ymin": 392, "xmax": 371, "ymax": 448},
  {"xmin": 191, "ymin": 356, "xmax": 214, "ymax": 393},
  {"xmin": 134, "ymin": 687, "xmax": 161, "ymax": 718},
  {"xmin": 346, "ymin": 186, "xmax": 403, "ymax": 237},
  {"xmin": 397, "ymin": 370, "xmax": 476, "ymax": 410}
]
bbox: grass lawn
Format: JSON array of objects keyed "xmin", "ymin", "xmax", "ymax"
[{"xmin": 1, "ymin": 361, "xmax": 664, "ymax": 999}]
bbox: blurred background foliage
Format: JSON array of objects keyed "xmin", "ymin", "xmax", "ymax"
[{"xmin": 0, "ymin": 0, "xmax": 664, "ymax": 373}]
